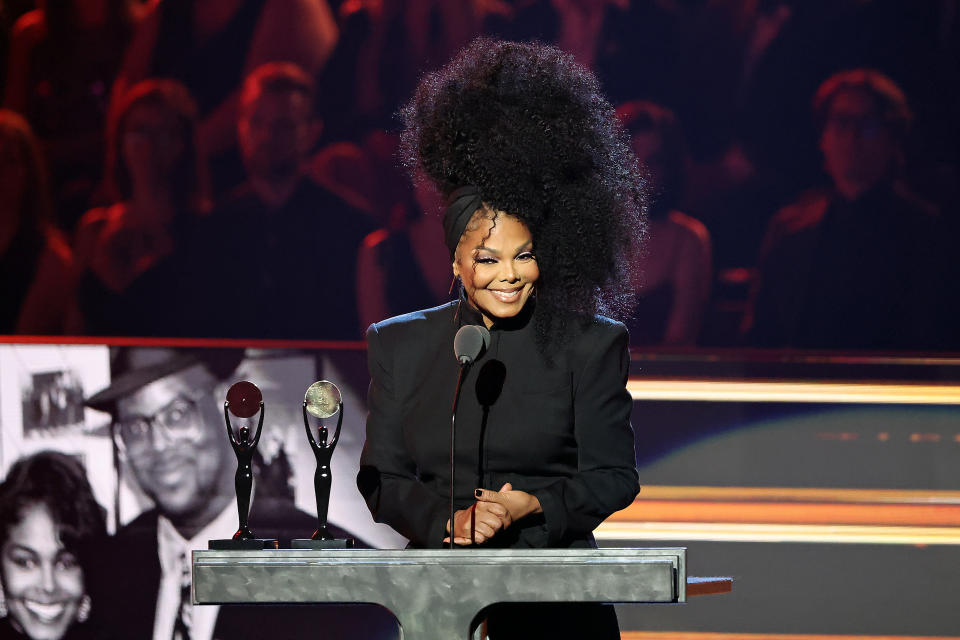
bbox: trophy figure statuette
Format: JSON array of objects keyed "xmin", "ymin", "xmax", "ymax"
[
  {"xmin": 209, "ymin": 381, "xmax": 278, "ymax": 550},
  {"xmin": 292, "ymin": 380, "xmax": 354, "ymax": 549}
]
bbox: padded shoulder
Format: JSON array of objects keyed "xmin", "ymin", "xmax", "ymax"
[
  {"xmin": 368, "ymin": 300, "xmax": 459, "ymax": 339},
  {"xmin": 566, "ymin": 314, "xmax": 629, "ymax": 362}
]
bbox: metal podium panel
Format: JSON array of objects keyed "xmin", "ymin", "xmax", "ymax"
[{"xmin": 193, "ymin": 547, "xmax": 685, "ymax": 640}]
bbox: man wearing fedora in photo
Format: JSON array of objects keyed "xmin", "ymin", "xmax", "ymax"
[{"xmin": 85, "ymin": 346, "xmax": 397, "ymax": 640}]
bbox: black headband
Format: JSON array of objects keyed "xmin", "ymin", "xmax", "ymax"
[{"xmin": 443, "ymin": 185, "xmax": 483, "ymax": 257}]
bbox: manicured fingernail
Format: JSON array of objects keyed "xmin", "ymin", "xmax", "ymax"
[{"xmin": 475, "ymin": 489, "xmax": 482, "ymax": 497}]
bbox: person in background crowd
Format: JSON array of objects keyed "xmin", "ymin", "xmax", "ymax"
[
  {"xmin": 194, "ymin": 62, "xmax": 374, "ymax": 340},
  {"xmin": 0, "ymin": 110, "xmax": 70, "ymax": 335},
  {"xmin": 84, "ymin": 347, "xmax": 397, "ymax": 640},
  {"xmin": 111, "ymin": 0, "xmax": 339, "ymax": 193},
  {"xmin": 318, "ymin": 0, "xmax": 484, "ymax": 140},
  {"xmin": 4, "ymin": 0, "xmax": 139, "ymax": 230},
  {"xmin": 618, "ymin": 100, "xmax": 712, "ymax": 346},
  {"xmin": 481, "ymin": 0, "xmax": 687, "ymax": 108},
  {"xmin": 744, "ymin": 69, "xmax": 947, "ymax": 350},
  {"xmin": 353, "ymin": 141, "xmax": 452, "ymax": 330},
  {"xmin": 737, "ymin": 1, "xmax": 960, "ymax": 199},
  {"xmin": 19, "ymin": 79, "xmax": 210, "ymax": 336},
  {"xmin": 306, "ymin": 127, "xmax": 452, "ymax": 329},
  {"xmin": 0, "ymin": 451, "xmax": 107, "ymax": 640},
  {"xmin": 0, "ymin": 1, "xmax": 37, "ymax": 49},
  {"xmin": 549, "ymin": 0, "xmax": 628, "ymax": 68}
]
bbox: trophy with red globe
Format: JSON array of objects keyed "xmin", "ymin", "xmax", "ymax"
[{"xmin": 209, "ymin": 380, "xmax": 278, "ymax": 550}]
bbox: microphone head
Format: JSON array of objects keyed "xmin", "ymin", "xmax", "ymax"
[
  {"xmin": 454, "ymin": 325, "xmax": 489, "ymax": 365},
  {"xmin": 478, "ymin": 325, "xmax": 491, "ymax": 349}
]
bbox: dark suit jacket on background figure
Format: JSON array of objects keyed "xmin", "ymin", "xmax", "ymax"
[
  {"xmin": 76, "ymin": 213, "xmax": 207, "ymax": 337},
  {"xmin": 748, "ymin": 184, "xmax": 946, "ymax": 350},
  {"xmin": 191, "ymin": 176, "xmax": 374, "ymax": 340},
  {"xmin": 87, "ymin": 500, "xmax": 397, "ymax": 640},
  {"xmin": 358, "ymin": 298, "xmax": 639, "ymax": 549}
]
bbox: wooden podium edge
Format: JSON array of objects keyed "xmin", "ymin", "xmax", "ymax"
[{"xmin": 686, "ymin": 577, "xmax": 732, "ymax": 597}]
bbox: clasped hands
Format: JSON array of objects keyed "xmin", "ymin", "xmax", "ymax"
[{"xmin": 444, "ymin": 482, "xmax": 542, "ymax": 545}]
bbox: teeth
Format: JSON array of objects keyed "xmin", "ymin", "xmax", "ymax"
[
  {"xmin": 158, "ymin": 468, "xmax": 184, "ymax": 483},
  {"xmin": 24, "ymin": 601, "xmax": 66, "ymax": 622},
  {"xmin": 491, "ymin": 290, "xmax": 520, "ymax": 302}
]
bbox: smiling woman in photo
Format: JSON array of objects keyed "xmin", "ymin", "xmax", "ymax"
[{"xmin": 0, "ymin": 451, "xmax": 106, "ymax": 640}]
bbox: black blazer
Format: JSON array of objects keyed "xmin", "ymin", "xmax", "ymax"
[
  {"xmin": 358, "ymin": 299, "xmax": 639, "ymax": 549},
  {"xmin": 86, "ymin": 501, "xmax": 397, "ymax": 640}
]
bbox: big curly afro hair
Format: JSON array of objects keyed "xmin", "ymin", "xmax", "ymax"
[{"xmin": 400, "ymin": 37, "xmax": 646, "ymax": 352}]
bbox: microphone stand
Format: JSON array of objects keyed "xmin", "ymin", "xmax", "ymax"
[{"xmin": 449, "ymin": 359, "xmax": 470, "ymax": 550}]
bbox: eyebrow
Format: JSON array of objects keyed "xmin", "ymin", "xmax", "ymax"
[
  {"xmin": 119, "ymin": 393, "xmax": 193, "ymax": 421},
  {"xmin": 473, "ymin": 242, "xmax": 534, "ymax": 256},
  {"xmin": 5, "ymin": 544, "xmax": 39, "ymax": 555}
]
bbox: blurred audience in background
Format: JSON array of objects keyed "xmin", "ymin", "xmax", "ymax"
[
  {"xmin": 0, "ymin": 109, "xmax": 69, "ymax": 334},
  {"xmin": 112, "ymin": 0, "xmax": 338, "ymax": 194},
  {"xmin": 4, "ymin": 0, "xmax": 138, "ymax": 230},
  {"xmin": 0, "ymin": 0, "xmax": 955, "ymax": 351},
  {"xmin": 354, "ymin": 160, "xmax": 452, "ymax": 331},
  {"xmin": 19, "ymin": 79, "xmax": 210, "ymax": 336},
  {"xmin": 192, "ymin": 62, "xmax": 374, "ymax": 340},
  {"xmin": 319, "ymin": 0, "xmax": 486, "ymax": 141},
  {"xmin": 618, "ymin": 100, "xmax": 711, "ymax": 346},
  {"xmin": 305, "ymin": 127, "xmax": 452, "ymax": 329},
  {"xmin": 744, "ymin": 69, "xmax": 948, "ymax": 350}
]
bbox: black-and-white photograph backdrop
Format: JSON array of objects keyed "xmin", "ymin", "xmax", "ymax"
[
  {"xmin": 0, "ymin": 342, "xmax": 406, "ymax": 639},
  {"xmin": 0, "ymin": 343, "xmax": 405, "ymax": 549},
  {"xmin": 0, "ymin": 344, "xmax": 114, "ymax": 523}
]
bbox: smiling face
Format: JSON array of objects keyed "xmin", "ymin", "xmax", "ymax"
[
  {"xmin": 238, "ymin": 88, "xmax": 314, "ymax": 183},
  {"xmin": 820, "ymin": 88, "xmax": 899, "ymax": 200},
  {"xmin": 1, "ymin": 504, "xmax": 84, "ymax": 640},
  {"xmin": 115, "ymin": 364, "xmax": 234, "ymax": 536},
  {"xmin": 121, "ymin": 102, "xmax": 186, "ymax": 189},
  {"xmin": 453, "ymin": 210, "xmax": 539, "ymax": 328}
]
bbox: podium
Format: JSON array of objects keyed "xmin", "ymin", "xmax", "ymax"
[{"xmin": 193, "ymin": 548, "xmax": 724, "ymax": 640}]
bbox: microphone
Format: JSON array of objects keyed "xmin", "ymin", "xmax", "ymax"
[
  {"xmin": 449, "ymin": 324, "xmax": 488, "ymax": 549},
  {"xmin": 454, "ymin": 325, "xmax": 490, "ymax": 365}
]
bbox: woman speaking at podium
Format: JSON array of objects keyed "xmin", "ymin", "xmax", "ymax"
[{"xmin": 358, "ymin": 37, "xmax": 645, "ymax": 638}]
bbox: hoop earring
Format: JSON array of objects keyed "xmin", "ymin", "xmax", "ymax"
[
  {"xmin": 448, "ymin": 275, "xmax": 460, "ymax": 296},
  {"xmin": 77, "ymin": 594, "xmax": 91, "ymax": 623}
]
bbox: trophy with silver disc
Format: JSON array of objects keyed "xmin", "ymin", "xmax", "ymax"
[
  {"xmin": 292, "ymin": 380, "xmax": 354, "ymax": 549},
  {"xmin": 209, "ymin": 380, "xmax": 278, "ymax": 550}
]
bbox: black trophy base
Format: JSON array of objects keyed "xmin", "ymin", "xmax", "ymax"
[
  {"xmin": 209, "ymin": 538, "xmax": 278, "ymax": 550},
  {"xmin": 290, "ymin": 538, "xmax": 355, "ymax": 549}
]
